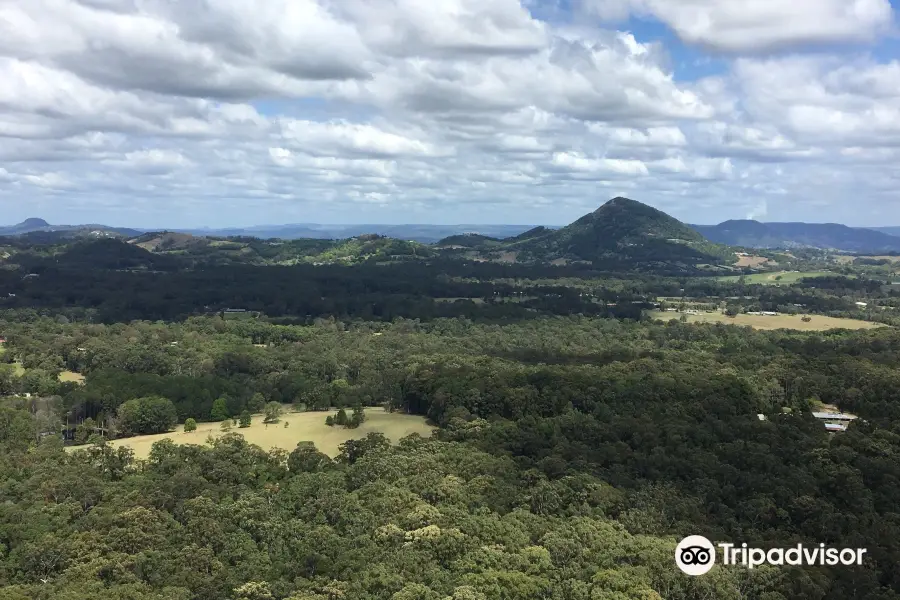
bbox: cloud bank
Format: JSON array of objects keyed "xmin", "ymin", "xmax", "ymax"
[{"xmin": 0, "ymin": 0, "xmax": 898, "ymax": 226}]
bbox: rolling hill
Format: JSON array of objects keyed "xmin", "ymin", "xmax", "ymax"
[
  {"xmin": 692, "ymin": 220, "xmax": 900, "ymax": 252},
  {"xmin": 27, "ymin": 198, "xmax": 728, "ymax": 272},
  {"xmin": 480, "ymin": 197, "xmax": 731, "ymax": 271}
]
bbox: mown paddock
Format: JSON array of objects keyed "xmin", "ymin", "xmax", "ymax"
[
  {"xmin": 68, "ymin": 409, "xmax": 435, "ymax": 459},
  {"xmin": 648, "ymin": 311, "xmax": 884, "ymax": 332},
  {"xmin": 716, "ymin": 271, "xmax": 834, "ymax": 284},
  {"xmin": 734, "ymin": 255, "xmax": 770, "ymax": 268},
  {"xmin": 59, "ymin": 370, "xmax": 86, "ymax": 383}
]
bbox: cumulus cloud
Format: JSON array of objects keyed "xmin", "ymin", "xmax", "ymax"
[
  {"xmin": 582, "ymin": 0, "xmax": 894, "ymax": 53},
  {"xmin": 0, "ymin": 0, "xmax": 899, "ymax": 226}
]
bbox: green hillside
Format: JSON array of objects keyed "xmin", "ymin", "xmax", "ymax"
[{"xmin": 502, "ymin": 197, "xmax": 730, "ymax": 270}]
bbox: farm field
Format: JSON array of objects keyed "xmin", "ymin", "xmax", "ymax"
[
  {"xmin": 716, "ymin": 271, "xmax": 833, "ymax": 284},
  {"xmin": 734, "ymin": 254, "xmax": 770, "ymax": 268},
  {"xmin": 68, "ymin": 409, "xmax": 435, "ymax": 459},
  {"xmin": 648, "ymin": 311, "xmax": 884, "ymax": 331},
  {"xmin": 58, "ymin": 370, "xmax": 85, "ymax": 383}
]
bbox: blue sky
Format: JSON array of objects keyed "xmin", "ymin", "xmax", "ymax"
[{"xmin": 1, "ymin": 0, "xmax": 899, "ymax": 228}]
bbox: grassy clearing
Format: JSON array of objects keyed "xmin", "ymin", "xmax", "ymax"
[
  {"xmin": 716, "ymin": 271, "xmax": 833, "ymax": 284},
  {"xmin": 734, "ymin": 255, "xmax": 770, "ymax": 268},
  {"xmin": 648, "ymin": 311, "xmax": 884, "ymax": 331},
  {"xmin": 70, "ymin": 409, "xmax": 435, "ymax": 459},
  {"xmin": 59, "ymin": 370, "xmax": 86, "ymax": 384}
]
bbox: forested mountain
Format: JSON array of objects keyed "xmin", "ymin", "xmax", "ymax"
[
  {"xmin": 693, "ymin": 220, "xmax": 900, "ymax": 252},
  {"xmin": 486, "ymin": 197, "xmax": 731, "ymax": 270}
]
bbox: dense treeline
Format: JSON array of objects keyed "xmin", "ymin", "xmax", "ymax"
[
  {"xmin": 0, "ymin": 430, "xmax": 813, "ymax": 600},
  {"xmin": 0, "ymin": 258, "xmax": 666, "ymax": 322},
  {"xmin": 3, "ymin": 315, "xmax": 900, "ymax": 596}
]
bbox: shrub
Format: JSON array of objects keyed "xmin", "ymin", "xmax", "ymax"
[
  {"xmin": 264, "ymin": 402, "xmax": 283, "ymax": 424},
  {"xmin": 184, "ymin": 418, "xmax": 197, "ymax": 432},
  {"xmin": 210, "ymin": 397, "xmax": 229, "ymax": 421}
]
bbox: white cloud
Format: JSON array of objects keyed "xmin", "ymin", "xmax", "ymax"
[
  {"xmin": 551, "ymin": 152, "xmax": 649, "ymax": 176},
  {"xmin": 734, "ymin": 56, "xmax": 900, "ymax": 146},
  {"xmin": 0, "ymin": 0, "xmax": 899, "ymax": 226},
  {"xmin": 337, "ymin": 0, "xmax": 548, "ymax": 57},
  {"xmin": 582, "ymin": 0, "xmax": 894, "ymax": 53}
]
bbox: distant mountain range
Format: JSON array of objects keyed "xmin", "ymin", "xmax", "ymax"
[
  {"xmin": 691, "ymin": 221, "xmax": 900, "ymax": 253},
  {"xmin": 176, "ymin": 223, "xmax": 539, "ymax": 243},
  {"xmin": 0, "ymin": 219, "xmax": 536, "ymax": 244},
  {"xmin": 5, "ymin": 211, "xmax": 900, "ymax": 253},
  {"xmin": 868, "ymin": 227, "xmax": 900, "ymax": 238},
  {"xmin": 0, "ymin": 218, "xmax": 141, "ymax": 238}
]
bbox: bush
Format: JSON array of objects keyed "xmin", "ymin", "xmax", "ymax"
[
  {"xmin": 349, "ymin": 405, "xmax": 366, "ymax": 429},
  {"xmin": 239, "ymin": 411, "xmax": 252, "ymax": 428},
  {"xmin": 184, "ymin": 418, "xmax": 197, "ymax": 432},
  {"xmin": 264, "ymin": 402, "xmax": 283, "ymax": 424},
  {"xmin": 210, "ymin": 397, "xmax": 229, "ymax": 421},
  {"xmin": 334, "ymin": 408, "xmax": 349, "ymax": 427},
  {"xmin": 220, "ymin": 420, "xmax": 232, "ymax": 432},
  {"xmin": 325, "ymin": 415, "xmax": 335, "ymax": 427}
]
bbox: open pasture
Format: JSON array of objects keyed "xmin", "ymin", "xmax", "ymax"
[
  {"xmin": 68, "ymin": 409, "xmax": 435, "ymax": 459},
  {"xmin": 649, "ymin": 311, "xmax": 883, "ymax": 331},
  {"xmin": 716, "ymin": 271, "xmax": 833, "ymax": 284}
]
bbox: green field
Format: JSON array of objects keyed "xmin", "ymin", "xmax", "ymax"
[
  {"xmin": 68, "ymin": 409, "xmax": 435, "ymax": 459},
  {"xmin": 716, "ymin": 271, "xmax": 834, "ymax": 284},
  {"xmin": 649, "ymin": 311, "xmax": 883, "ymax": 331}
]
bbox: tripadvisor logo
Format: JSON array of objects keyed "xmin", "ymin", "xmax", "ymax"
[
  {"xmin": 676, "ymin": 536, "xmax": 716, "ymax": 576},
  {"xmin": 675, "ymin": 536, "xmax": 867, "ymax": 576}
]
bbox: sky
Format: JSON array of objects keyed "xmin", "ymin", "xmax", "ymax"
[{"xmin": 1, "ymin": 0, "xmax": 900, "ymax": 228}]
